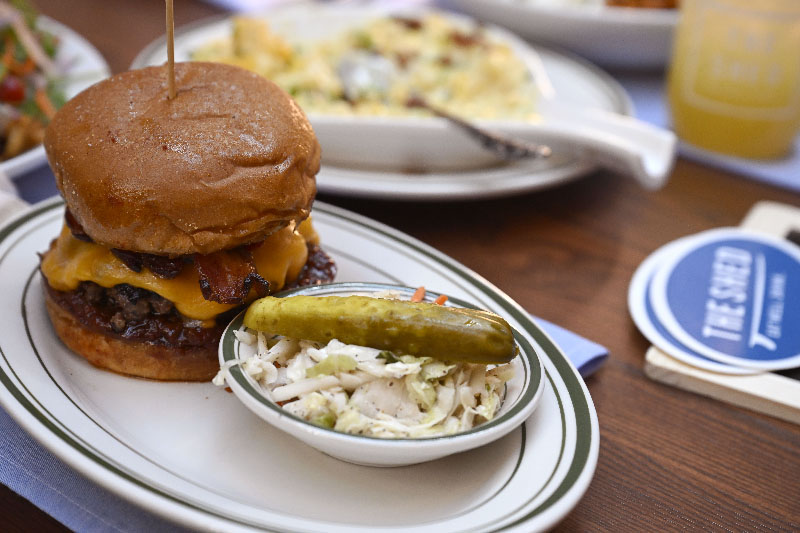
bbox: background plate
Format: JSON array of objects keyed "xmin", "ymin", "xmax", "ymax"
[
  {"xmin": 314, "ymin": 42, "xmax": 632, "ymax": 200},
  {"xmin": 447, "ymin": 0, "xmax": 677, "ymax": 69},
  {"xmin": 0, "ymin": 198, "xmax": 597, "ymax": 532},
  {"xmin": 1, "ymin": 16, "xmax": 110, "ymax": 178},
  {"xmin": 131, "ymin": 6, "xmax": 632, "ymax": 201}
]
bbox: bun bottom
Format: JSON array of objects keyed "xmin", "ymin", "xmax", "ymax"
[{"xmin": 44, "ymin": 287, "xmax": 219, "ymax": 381}]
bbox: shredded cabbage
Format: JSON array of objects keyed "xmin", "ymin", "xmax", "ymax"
[{"xmin": 214, "ymin": 310, "xmax": 515, "ymax": 439}]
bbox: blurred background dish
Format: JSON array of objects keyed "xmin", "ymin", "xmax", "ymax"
[
  {"xmin": 133, "ymin": 4, "xmax": 658, "ymax": 199},
  {"xmin": 0, "ymin": 15, "xmax": 109, "ymax": 178},
  {"xmin": 445, "ymin": 0, "xmax": 678, "ymax": 69}
]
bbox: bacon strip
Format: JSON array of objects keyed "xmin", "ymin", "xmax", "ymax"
[
  {"xmin": 111, "ymin": 249, "xmax": 185, "ymax": 279},
  {"xmin": 142, "ymin": 254, "xmax": 186, "ymax": 278},
  {"xmin": 64, "ymin": 210, "xmax": 92, "ymax": 242},
  {"xmin": 66, "ymin": 210, "xmax": 185, "ymax": 279},
  {"xmin": 194, "ymin": 248, "xmax": 269, "ymax": 305},
  {"xmin": 65, "ymin": 209, "xmax": 270, "ymax": 300}
]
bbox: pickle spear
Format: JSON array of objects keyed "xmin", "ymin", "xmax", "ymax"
[{"xmin": 243, "ymin": 295, "xmax": 517, "ymax": 364}]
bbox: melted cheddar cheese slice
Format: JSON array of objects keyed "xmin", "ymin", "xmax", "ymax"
[{"xmin": 41, "ymin": 219, "xmax": 319, "ymax": 322}]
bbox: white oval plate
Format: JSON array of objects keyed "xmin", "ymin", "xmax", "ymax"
[
  {"xmin": 131, "ymin": 4, "xmax": 633, "ymax": 200},
  {"xmin": 0, "ymin": 16, "xmax": 110, "ymax": 178},
  {"xmin": 0, "ymin": 197, "xmax": 598, "ymax": 532},
  {"xmin": 220, "ymin": 282, "xmax": 544, "ymax": 467},
  {"xmin": 449, "ymin": 0, "xmax": 678, "ymax": 69}
]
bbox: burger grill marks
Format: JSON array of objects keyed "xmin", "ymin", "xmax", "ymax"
[{"xmin": 64, "ymin": 210, "xmax": 271, "ymax": 305}]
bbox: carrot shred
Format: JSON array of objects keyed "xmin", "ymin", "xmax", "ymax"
[
  {"xmin": 34, "ymin": 88, "xmax": 56, "ymax": 119},
  {"xmin": 434, "ymin": 294, "xmax": 448, "ymax": 305},
  {"xmin": 12, "ymin": 56, "xmax": 35, "ymax": 76},
  {"xmin": 411, "ymin": 286, "xmax": 426, "ymax": 302},
  {"xmin": 2, "ymin": 36, "xmax": 15, "ymax": 69}
]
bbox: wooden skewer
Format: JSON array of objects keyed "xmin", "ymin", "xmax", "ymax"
[{"xmin": 166, "ymin": 0, "xmax": 176, "ymax": 99}]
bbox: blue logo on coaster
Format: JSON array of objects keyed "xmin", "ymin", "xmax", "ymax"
[
  {"xmin": 645, "ymin": 275, "xmax": 750, "ymax": 374},
  {"xmin": 628, "ymin": 235, "xmax": 754, "ymax": 374},
  {"xmin": 650, "ymin": 229, "xmax": 800, "ymax": 370}
]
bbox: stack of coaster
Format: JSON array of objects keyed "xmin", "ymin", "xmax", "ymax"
[{"xmin": 629, "ymin": 201, "xmax": 800, "ymax": 424}]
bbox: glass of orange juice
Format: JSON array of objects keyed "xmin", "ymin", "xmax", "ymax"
[{"xmin": 667, "ymin": 0, "xmax": 800, "ymax": 159}]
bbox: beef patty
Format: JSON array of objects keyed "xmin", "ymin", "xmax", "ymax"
[{"xmin": 43, "ymin": 244, "xmax": 336, "ymax": 349}]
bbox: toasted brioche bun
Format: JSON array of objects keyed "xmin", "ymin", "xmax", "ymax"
[
  {"xmin": 44, "ymin": 286, "xmax": 219, "ymax": 381},
  {"xmin": 44, "ymin": 62, "xmax": 321, "ymax": 256}
]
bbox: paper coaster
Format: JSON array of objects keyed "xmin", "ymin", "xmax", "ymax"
[
  {"xmin": 635, "ymin": 201, "xmax": 800, "ymax": 425},
  {"xmin": 628, "ymin": 235, "xmax": 755, "ymax": 375},
  {"xmin": 649, "ymin": 228, "xmax": 800, "ymax": 371}
]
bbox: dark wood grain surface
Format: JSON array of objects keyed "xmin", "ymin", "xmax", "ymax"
[{"xmin": 3, "ymin": 1, "xmax": 799, "ymax": 531}]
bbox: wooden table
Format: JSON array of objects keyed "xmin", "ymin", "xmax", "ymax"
[{"xmin": 4, "ymin": 1, "xmax": 799, "ymax": 531}]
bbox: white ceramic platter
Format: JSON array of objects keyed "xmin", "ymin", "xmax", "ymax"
[
  {"xmin": 131, "ymin": 5, "xmax": 633, "ymax": 201},
  {"xmin": 0, "ymin": 197, "xmax": 598, "ymax": 532},
  {"xmin": 448, "ymin": 0, "xmax": 678, "ymax": 69},
  {"xmin": 1, "ymin": 16, "xmax": 110, "ymax": 178}
]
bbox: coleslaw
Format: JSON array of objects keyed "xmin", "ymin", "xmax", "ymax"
[{"xmin": 214, "ymin": 292, "xmax": 515, "ymax": 439}]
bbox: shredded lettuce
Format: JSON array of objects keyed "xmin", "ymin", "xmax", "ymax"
[
  {"xmin": 422, "ymin": 360, "xmax": 455, "ymax": 380},
  {"xmin": 405, "ymin": 374, "xmax": 436, "ymax": 410},
  {"xmin": 306, "ymin": 354, "xmax": 358, "ymax": 377}
]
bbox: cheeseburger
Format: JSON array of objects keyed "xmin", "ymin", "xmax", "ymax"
[{"xmin": 39, "ymin": 62, "xmax": 335, "ymax": 381}]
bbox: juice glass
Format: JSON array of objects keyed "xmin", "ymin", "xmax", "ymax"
[{"xmin": 667, "ymin": 0, "xmax": 800, "ymax": 159}]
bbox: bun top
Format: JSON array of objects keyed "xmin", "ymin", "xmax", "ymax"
[{"xmin": 44, "ymin": 62, "xmax": 320, "ymax": 255}]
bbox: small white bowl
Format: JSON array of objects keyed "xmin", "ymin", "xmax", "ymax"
[{"xmin": 218, "ymin": 282, "xmax": 545, "ymax": 467}]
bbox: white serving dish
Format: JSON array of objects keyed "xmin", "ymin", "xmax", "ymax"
[{"xmin": 0, "ymin": 197, "xmax": 598, "ymax": 532}]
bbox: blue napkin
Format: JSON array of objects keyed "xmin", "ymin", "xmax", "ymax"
[
  {"xmin": 0, "ymin": 317, "xmax": 605, "ymax": 532},
  {"xmin": 0, "ymin": 408, "xmax": 189, "ymax": 532},
  {"xmin": 536, "ymin": 318, "xmax": 609, "ymax": 379}
]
